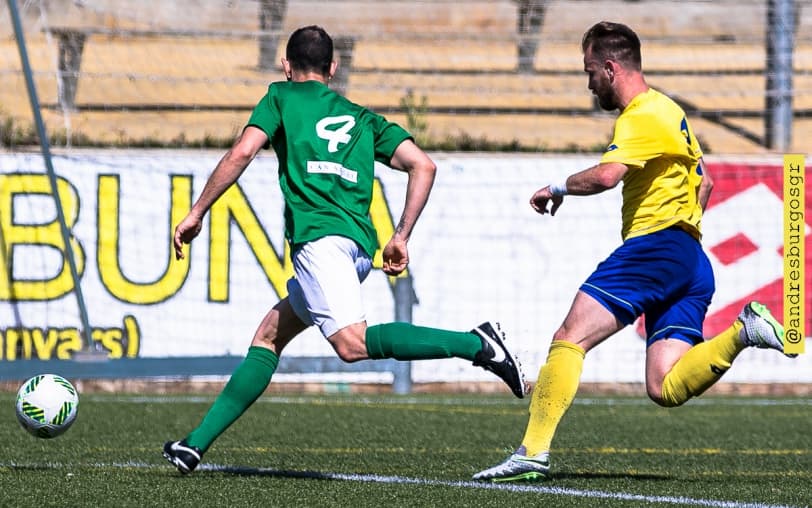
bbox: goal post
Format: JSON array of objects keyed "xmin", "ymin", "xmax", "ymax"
[
  {"xmin": 7, "ymin": 0, "xmax": 96, "ymax": 355},
  {"xmin": 765, "ymin": 0, "xmax": 796, "ymax": 150}
]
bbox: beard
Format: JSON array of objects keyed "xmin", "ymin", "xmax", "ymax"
[{"xmin": 595, "ymin": 90, "xmax": 619, "ymax": 111}]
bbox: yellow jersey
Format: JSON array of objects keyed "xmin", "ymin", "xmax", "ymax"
[{"xmin": 600, "ymin": 88, "xmax": 705, "ymax": 241}]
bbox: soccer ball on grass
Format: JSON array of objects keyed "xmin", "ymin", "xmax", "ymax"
[{"xmin": 15, "ymin": 374, "xmax": 79, "ymax": 439}]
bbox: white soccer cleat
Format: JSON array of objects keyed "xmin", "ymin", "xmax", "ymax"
[
  {"xmin": 472, "ymin": 450, "xmax": 550, "ymax": 482},
  {"xmin": 738, "ymin": 301, "xmax": 797, "ymax": 358}
]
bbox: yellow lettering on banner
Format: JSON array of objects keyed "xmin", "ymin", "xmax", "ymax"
[
  {"xmin": 94, "ymin": 328, "xmax": 124, "ymax": 358},
  {"xmin": 56, "ymin": 328, "xmax": 83, "ymax": 358},
  {"xmin": 0, "ymin": 174, "xmax": 84, "ymax": 300},
  {"xmin": 86, "ymin": 316, "xmax": 140, "ymax": 359},
  {"xmin": 31, "ymin": 328, "xmax": 59, "ymax": 359},
  {"xmin": 783, "ymin": 154, "xmax": 806, "ymax": 355},
  {"xmin": 4, "ymin": 328, "xmax": 31, "ymax": 360},
  {"xmin": 209, "ymin": 183, "xmax": 293, "ymax": 301},
  {"xmin": 124, "ymin": 314, "xmax": 140, "ymax": 358},
  {"xmin": 0, "ymin": 315, "xmax": 140, "ymax": 361},
  {"xmin": 98, "ymin": 175, "xmax": 191, "ymax": 304}
]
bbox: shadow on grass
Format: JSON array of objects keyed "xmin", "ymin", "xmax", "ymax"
[
  {"xmin": 198, "ymin": 465, "xmax": 672, "ymax": 483},
  {"xmin": 10, "ymin": 463, "xmax": 671, "ymax": 484},
  {"xmin": 549, "ymin": 472, "xmax": 671, "ymax": 481},
  {"xmin": 210, "ymin": 465, "xmax": 341, "ymax": 480}
]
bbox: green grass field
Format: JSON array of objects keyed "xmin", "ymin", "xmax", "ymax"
[{"xmin": 1, "ymin": 392, "xmax": 809, "ymax": 507}]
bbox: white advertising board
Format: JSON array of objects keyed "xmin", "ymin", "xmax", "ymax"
[{"xmin": 0, "ymin": 152, "xmax": 808, "ymax": 384}]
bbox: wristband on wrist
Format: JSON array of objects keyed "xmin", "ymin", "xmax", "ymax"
[{"xmin": 549, "ymin": 179, "xmax": 569, "ymax": 196}]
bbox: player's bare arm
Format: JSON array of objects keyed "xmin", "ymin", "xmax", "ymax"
[
  {"xmin": 174, "ymin": 126, "xmax": 268, "ymax": 260},
  {"xmin": 381, "ymin": 139, "xmax": 437, "ymax": 275},
  {"xmin": 697, "ymin": 157, "xmax": 713, "ymax": 210},
  {"xmin": 566, "ymin": 162, "xmax": 628, "ymax": 195},
  {"xmin": 530, "ymin": 162, "xmax": 628, "ymax": 216}
]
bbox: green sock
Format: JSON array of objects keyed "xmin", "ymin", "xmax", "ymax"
[
  {"xmin": 186, "ymin": 346, "xmax": 279, "ymax": 452},
  {"xmin": 365, "ymin": 322, "xmax": 481, "ymax": 361}
]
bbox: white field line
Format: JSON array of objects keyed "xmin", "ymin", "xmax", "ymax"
[
  {"xmin": 200, "ymin": 464, "xmax": 806, "ymax": 508},
  {"xmin": 1, "ymin": 461, "xmax": 804, "ymax": 508}
]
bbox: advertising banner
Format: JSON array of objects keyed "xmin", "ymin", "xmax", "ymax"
[{"xmin": 1, "ymin": 152, "xmax": 808, "ymax": 383}]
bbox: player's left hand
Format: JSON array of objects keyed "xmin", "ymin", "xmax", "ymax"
[
  {"xmin": 382, "ymin": 238, "xmax": 409, "ymax": 275},
  {"xmin": 530, "ymin": 186, "xmax": 564, "ymax": 216}
]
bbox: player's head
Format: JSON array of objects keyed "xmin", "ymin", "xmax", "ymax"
[
  {"xmin": 284, "ymin": 25, "xmax": 334, "ymax": 78},
  {"xmin": 582, "ymin": 21, "xmax": 642, "ymax": 71},
  {"xmin": 581, "ymin": 21, "xmax": 642, "ymax": 111}
]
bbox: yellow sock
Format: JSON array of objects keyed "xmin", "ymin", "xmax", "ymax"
[
  {"xmin": 661, "ymin": 321, "xmax": 745, "ymax": 407},
  {"xmin": 521, "ymin": 341, "xmax": 585, "ymax": 457}
]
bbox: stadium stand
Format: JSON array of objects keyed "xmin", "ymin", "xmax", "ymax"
[{"xmin": 0, "ymin": 0, "xmax": 810, "ymax": 153}]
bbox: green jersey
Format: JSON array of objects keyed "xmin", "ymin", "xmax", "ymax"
[{"xmin": 247, "ymin": 80, "xmax": 411, "ymax": 257}]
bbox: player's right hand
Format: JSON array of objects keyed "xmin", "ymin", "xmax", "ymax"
[
  {"xmin": 173, "ymin": 214, "xmax": 203, "ymax": 260},
  {"xmin": 530, "ymin": 186, "xmax": 564, "ymax": 216}
]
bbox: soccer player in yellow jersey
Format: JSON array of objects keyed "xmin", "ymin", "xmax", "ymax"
[{"xmin": 474, "ymin": 21, "xmax": 797, "ymax": 482}]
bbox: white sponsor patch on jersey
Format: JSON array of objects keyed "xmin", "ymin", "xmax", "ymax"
[{"xmin": 307, "ymin": 160, "xmax": 358, "ymax": 183}]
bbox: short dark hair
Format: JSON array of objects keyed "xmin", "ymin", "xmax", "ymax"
[
  {"xmin": 582, "ymin": 21, "xmax": 642, "ymax": 71},
  {"xmin": 286, "ymin": 25, "xmax": 333, "ymax": 76}
]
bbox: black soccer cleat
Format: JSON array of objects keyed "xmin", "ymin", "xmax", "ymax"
[
  {"xmin": 163, "ymin": 439, "xmax": 202, "ymax": 474},
  {"xmin": 471, "ymin": 321, "xmax": 528, "ymax": 398}
]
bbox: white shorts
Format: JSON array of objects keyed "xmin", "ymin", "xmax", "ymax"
[{"xmin": 286, "ymin": 235, "xmax": 373, "ymax": 338}]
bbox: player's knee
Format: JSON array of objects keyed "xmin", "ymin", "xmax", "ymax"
[
  {"xmin": 648, "ymin": 390, "xmax": 681, "ymax": 407},
  {"xmin": 652, "ymin": 378, "xmax": 686, "ymax": 407},
  {"xmin": 328, "ymin": 330, "xmax": 368, "ymax": 363},
  {"xmin": 333, "ymin": 343, "xmax": 365, "ymax": 362},
  {"xmin": 252, "ymin": 323, "xmax": 278, "ymax": 349}
]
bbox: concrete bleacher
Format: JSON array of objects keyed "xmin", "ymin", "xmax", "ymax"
[{"xmin": 1, "ymin": 0, "xmax": 810, "ymax": 153}]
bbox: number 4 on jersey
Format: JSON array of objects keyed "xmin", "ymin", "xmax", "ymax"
[{"xmin": 316, "ymin": 115, "xmax": 356, "ymax": 152}]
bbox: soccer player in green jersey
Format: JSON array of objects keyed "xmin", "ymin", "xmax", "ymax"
[
  {"xmin": 162, "ymin": 25, "xmax": 527, "ymax": 474},
  {"xmin": 473, "ymin": 21, "xmax": 797, "ymax": 482}
]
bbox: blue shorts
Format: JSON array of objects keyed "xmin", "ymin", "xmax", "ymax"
[{"xmin": 580, "ymin": 226, "xmax": 715, "ymax": 346}]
